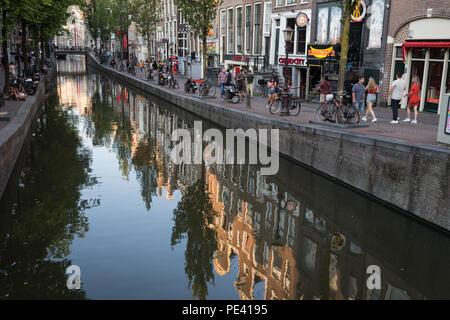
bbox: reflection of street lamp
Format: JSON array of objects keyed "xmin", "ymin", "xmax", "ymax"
[{"xmin": 280, "ymin": 26, "xmax": 294, "ymax": 116}]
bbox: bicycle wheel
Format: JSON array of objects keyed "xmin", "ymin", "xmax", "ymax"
[
  {"xmin": 343, "ymin": 105, "xmax": 360, "ymax": 124},
  {"xmin": 335, "ymin": 106, "xmax": 345, "ymax": 125},
  {"xmin": 208, "ymin": 85, "xmax": 216, "ymax": 97},
  {"xmin": 269, "ymin": 99, "xmax": 281, "ymax": 114},
  {"xmin": 289, "ymin": 98, "xmax": 301, "ymax": 116},
  {"xmin": 174, "ymin": 79, "xmax": 179, "ymax": 89},
  {"xmin": 316, "ymin": 103, "xmax": 328, "ymax": 121}
]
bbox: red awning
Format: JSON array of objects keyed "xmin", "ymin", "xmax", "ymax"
[{"xmin": 402, "ymin": 41, "xmax": 450, "ymax": 61}]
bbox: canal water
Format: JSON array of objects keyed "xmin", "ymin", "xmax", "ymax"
[{"xmin": 0, "ymin": 55, "xmax": 449, "ymax": 299}]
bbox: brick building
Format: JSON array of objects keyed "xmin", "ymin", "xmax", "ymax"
[
  {"xmin": 215, "ymin": 0, "xmax": 273, "ymax": 76},
  {"xmin": 381, "ymin": 0, "xmax": 450, "ymax": 114},
  {"xmin": 269, "ymin": 0, "xmax": 313, "ymax": 99}
]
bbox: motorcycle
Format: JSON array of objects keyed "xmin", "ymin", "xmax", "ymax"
[
  {"xmin": 223, "ymin": 83, "xmax": 240, "ymax": 104},
  {"xmin": 158, "ymin": 71, "xmax": 167, "ymax": 86},
  {"xmin": 184, "ymin": 78, "xmax": 198, "ymax": 94}
]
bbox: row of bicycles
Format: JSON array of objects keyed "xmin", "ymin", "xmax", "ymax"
[
  {"xmin": 184, "ymin": 78, "xmax": 217, "ymax": 97},
  {"xmin": 316, "ymin": 91, "xmax": 360, "ymax": 124}
]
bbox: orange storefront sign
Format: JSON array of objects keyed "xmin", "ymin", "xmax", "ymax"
[{"xmin": 308, "ymin": 46, "xmax": 335, "ymax": 59}]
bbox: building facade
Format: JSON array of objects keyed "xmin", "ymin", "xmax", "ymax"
[
  {"xmin": 216, "ymin": 0, "xmax": 273, "ymax": 77},
  {"xmin": 270, "ymin": 0, "xmax": 313, "ymax": 99},
  {"xmin": 381, "ymin": 0, "xmax": 450, "ymax": 114}
]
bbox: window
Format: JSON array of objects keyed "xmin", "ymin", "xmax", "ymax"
[
  {"xmin": 286, "ymin": 0, "xmax": 297, "ymax": 5},
  {"xmin": 276, "ymin": 0, "xmax": 282, "ymax": 7},
  {"xmin": 286, "ymin": 18, "xmax": 295, "ymax": 54},
  {"xmin": 297, "ymin": 26, "xmax": 306, "ymax": 54},
  {"xmin": 317, "ymin": 4, "xmax": 342, "ymax": 44},
  {"xmin": 368, "ymin": 0, "xmax": 385, "ymax": 48},
  {"xmin": 263, "ymin": 2, "xmax": 272, "ymax": 35},
  {"xmin": 253, "ymin": 3, "xmax": 261, "ymax": 54},
  {"xmin": 220, "ymin": 10, "xmax": 226, "ymax": 36},
  {"xmin": 245, "ymin": 5, "xmax": 251, "ymax": 53},
  {"xmin": 236, "ymin": 7, "xmax": 243, "ymax": 53},
  {"xmin": 228, "ymin": 8, "xmax": 233, "ymax": 53}
]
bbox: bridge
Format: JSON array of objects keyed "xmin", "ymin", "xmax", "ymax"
[{"xmin": 55, "ymin": 48, "xmax": 88, "ymax": 58}]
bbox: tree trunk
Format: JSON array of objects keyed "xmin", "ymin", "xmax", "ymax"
[
  {"xmin": 22, "ymin": 20, "xmax": 28, "ymax": 74},
  {"xmin": 201, "ymin": 35, "xmax": 207, "ymax": 79},
  {"xmin": 337, "ymin": 0, "xmax": 352, "ymax": 92},
  {"xmin": 2, "ymin": 9, "xmax": 9, "ymax": 94}
]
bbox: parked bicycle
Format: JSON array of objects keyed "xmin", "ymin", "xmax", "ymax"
[
  {"xmin": 255, "ymin": 79, "xmax": 268, "ymax": 96},
  {"xmin": 269, "ymin": 87, "xmax": 301, "ymax": 116},
  {"xmin": 198, "ymin": 79, "xmax": 216, "ymax": 97},
  {"xmin": 168, "ymin": 74, "xmax": 179, "ymax": 89},
  {"xmin": 317, "ymin": 91, "xmax": 359, "ymax": 124}
]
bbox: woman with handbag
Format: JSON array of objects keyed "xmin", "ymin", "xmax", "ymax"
[{"xmin": 403, "ymin": 76, "xmax": 421, "ymax": 124}]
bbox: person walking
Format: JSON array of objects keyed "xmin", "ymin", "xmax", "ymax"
[
  {"xmin": 246, "ymin": 70, "xmax": 254, "ymax": 98},
  {"xmin": 352, "ymin": 76, "xmax": 365, "ymax": 117},
  {"xmin": 404, "ymin": 76, "xmax": 421, "ymax": 124},
  {"xmin": 388, "ymin": 73, "xmax": 406, "ymax": 124},
  {"xmin": 316, "ymin": 76, "xmax": 332, "ymax": 103},
  {"xmin": 266, "ymin": 77, "xmax": 278, "ymax": 109},
  {"xmin": 9, "ymin": 62, "xmax": 16, "ymax": 79},
  {"xmin": 362, "ymin": 77, "xmax": 378, "ymax": 122},
  {"xmin": 236, "ymin": 70, "xmax": 246, "ymax": 101},
  {"xmin": 218, "ymin": 68, "xmax": 227, "ymax": 98}
]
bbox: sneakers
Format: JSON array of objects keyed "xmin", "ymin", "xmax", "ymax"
[
  {"xmin": 371, "ymin": 118, "xmax": 378, "ymax": 123},
  {"xmin": 411, "ymin": 120, "xmax": 418, "ymax": 124},
  {"xmin": 390, "ymin": 120, "xmax": 399, "ymax": 124},
  {"xmin": 361, "ymin": 116, "xmax": 368, "ymax": 122},
  {"xmin": 402, "ymin": 118, "xmax": 411, "ymax": 122}
]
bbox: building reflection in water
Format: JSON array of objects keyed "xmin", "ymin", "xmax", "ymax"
[{"xmin": 59, "ymin": 64, "xmax": 450, "ymax": 300}]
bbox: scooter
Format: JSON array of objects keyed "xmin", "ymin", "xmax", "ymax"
[
  {"xmin": 223, "ymin": 83, "xmax": 240, "ymax": 104},
  {"xmin": 158, "ymin": 71, "xmax": 167, "ymax": 86},
  {"xmin": 184, "ymin": 78, "xmax": 198, "ymax": 94}
]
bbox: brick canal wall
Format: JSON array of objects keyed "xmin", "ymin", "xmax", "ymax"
[
  {"xmin": 86, "ymin": 53, "xmax": 450, "ymax": 232},
  {"xmin": 0, "ymin": 67, "xmax": 57, "ymax": 198}
]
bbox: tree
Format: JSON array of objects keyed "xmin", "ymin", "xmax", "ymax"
[
  {"xmin": 171, "ymin": 170, "xmax": 217, "ymax": 300},
  {"xmin": 82, "ymin": 0, "xmax": 113, "ymax": 51},
  {"xmin": 174, "ymin": 0, "xmax": 222, "ymax": 78},
  {"xmin": 111, "ymin": 0, "xmax": 132, "ymax": 61},
  {"xmin": 337, "ymin": 0, "xmax": 359, "ymax": 92},
  {"xmin": 130, "ymin": 0, "xmax": 161, "ymax": 62}
]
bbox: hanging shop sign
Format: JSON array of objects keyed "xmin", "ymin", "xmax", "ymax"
[
  {"xmin": 296, "ymin": 13, "xmax": 308, "ymax": 28},
  {"xmin": 351, "ymin": 0, "xmax": 367, "ymax": 22},
  {"xmin": 201, "ymin": 42, "xmax": 216, "ymax": 54},
  {"xmin": 278, "ymin": 57, "xmax": 307, "ymax": 66},
  {"xmin": 307, "ymin": 45, "xmax": 336, "ymax": 59},
  {"xmin": 223, "ymin": 54, "xmax": 250, "ymax": 62}
]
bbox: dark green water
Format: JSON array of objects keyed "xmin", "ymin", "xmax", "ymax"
[{"xmin": 0, "ymin": 55, "xmax": 449, "ymax": 300}]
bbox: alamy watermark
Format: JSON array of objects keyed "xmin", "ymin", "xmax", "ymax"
[{"xmin": 170, "ymin": 121, "xmax": 279, "ymax": 175}]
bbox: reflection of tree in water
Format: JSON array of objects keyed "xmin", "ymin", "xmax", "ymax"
[
  {"xmin": 0, "ymin": 92, "xmax": 98, "ymax": 299},
  {"xmin": 132, "ymin": 135, "xmax": 158, "ymax": 210},
  {"xmin": 171, "ymin": 174, "xmax": 217, "ymax": 300},
  {"xmin": 83, "ymin": 90, "xmax": 115, "ymax": 148}
]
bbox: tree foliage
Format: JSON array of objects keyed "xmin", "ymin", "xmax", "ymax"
[
  {"xmin": 173, "ymin": 0, "xmax": 222, "ymax": 77},
  {"xmin": 130, "ymin": 0, "xmax": 161, "ymax": 60}
]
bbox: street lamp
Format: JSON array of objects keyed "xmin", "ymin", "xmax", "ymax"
[{"xmin": 280, "ymin": 26, "xmax": 294, "ymax": 116}]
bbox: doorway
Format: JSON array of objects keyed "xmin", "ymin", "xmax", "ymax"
[{"xmin": 424, "ymin": 61, "xmax": 443, "ymax": 112}]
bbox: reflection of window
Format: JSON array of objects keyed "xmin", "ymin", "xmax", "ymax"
[{"xmin": 302, "ymin": 237, "xmax": 317, "ymax": 272}]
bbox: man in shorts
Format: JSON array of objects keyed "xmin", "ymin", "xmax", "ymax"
[{"xmin": 352, "ymin": 76, "xmax": 365, "ymax": 114}]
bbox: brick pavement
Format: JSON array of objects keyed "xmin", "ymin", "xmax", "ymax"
[{"xmin": 118, "ymin": 66, "xmax": 443, "ymax": 147}]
